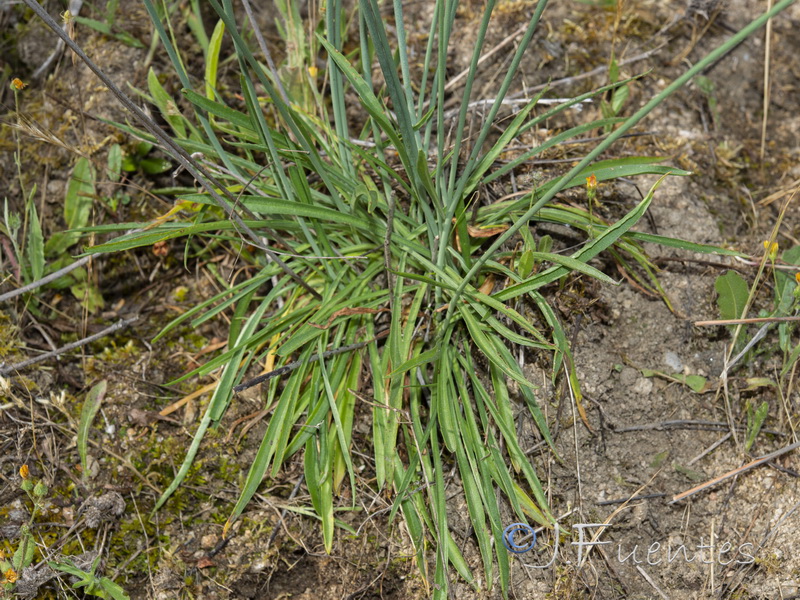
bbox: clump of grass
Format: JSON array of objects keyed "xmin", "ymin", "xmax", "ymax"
[{"xmin": 21, "ymin": 0, "xmax": 794, "ymax": 596}]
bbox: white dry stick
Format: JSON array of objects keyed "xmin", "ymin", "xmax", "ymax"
[
  {"xmin": 636, "ymin": 565, "xmax": 671, "ymax": 600},
  {"xmin": 32, "ymin": 0, "xmax": 84, "ymax": 79}
]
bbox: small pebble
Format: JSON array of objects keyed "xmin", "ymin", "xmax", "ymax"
[{"xmin": 664, "ymin": 351, "xmax": 683, "ymax": 372}]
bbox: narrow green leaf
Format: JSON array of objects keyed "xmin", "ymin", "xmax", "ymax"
[
  {"xmin": 416, "ymin": 150, "xmax": 437, "ymax": 201},
  {"xmin": 435, "ymin": 347, "xmax": 459, "ymax": 452},
  {"xmin": 205, "ymin": 19, "xmax": 225, "ymax": 100},
  {"xmin": 781, "ymin": 342, "xmax": 800, "ymax": 378},
  {"xmin": 155, "ymin": 296, "xmax": 271, "ymax": 512},
  {"xmin": 464, "ymin": 90, "xmax": 546, "ymax": 189},
  {"xmin": 460, "ymin": 307, "xmax": 536, "ymax": 390},
  {"xmin": 225, "ymin": 351, "xmax": 310, "ymax": 530},
  {"xmin": 495, "ymin": 173, "xmax": 665, "ymax": 301},
  {"xmin": 147, "ymin": 67, "xmax": 187, "ymax": 137},
  {"xmin": 27, "ymin": 201, "xmax": 44, "ymax": 282},
  {"xmin": 523, "ymin": 251, "xmax": 618, "ymax": 284},
  {"xmin": 183, "ymin": 89, "xmax": 256, "ymax": 131},
  {"xmin": 78, "ymin": 380, "xmax": 106, "ymax": 483},
  {"xmin": 318, "ymin": 340, "xmax": 357, "ymax": 502},
  {"xmin": 389, "ymin": 348, "xmax": 440, "ymax": 377},
  {"xmin": 317, "ymin": 35, "xmax": 409, "ymax": 169}
]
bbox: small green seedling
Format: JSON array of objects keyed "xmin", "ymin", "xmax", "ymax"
[
  {"xmin": 695, "ymin": 75, "xmax": 720, "ymax": 128},
  {"xmin": 745, "ymin": 400, "xmax": 769, "ymax": 452},
  {"xmin": 48, "ymin": 556, "xmax": 130, "ymax": 600},
  {"xmin": 600, "ymin": 55, "xmax": 630, "ymax": 132},
  {"xmin": 121, "ymin": 141, "xmax": 173, "ymax": 176}
]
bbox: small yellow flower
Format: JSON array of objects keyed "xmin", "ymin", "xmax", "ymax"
[
  {"xmin": 308, "ymin": 65, "xmax": 318, "ymax": 78},
  {"xmin": 19, "ymin": 464, "xmax": 29, "ymax": 479},
  {"xmin": 10, "ymin": 78, "xmax": 27, "ymax": 91},
  {"xmin": 61, "ymin": 9, "xmax": 76, "ymax": 54},
  {"xmin": 763, "ymin": 240, "xmax": 779, "ymax": 260},
  {"xmin": 586, "ymin": 173, "xmax": 598, "ymax": 205},
  {"xmin": 3, "ymin": 568, "xmax": 18, "ymax": 583}
]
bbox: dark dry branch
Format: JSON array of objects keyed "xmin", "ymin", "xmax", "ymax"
[
  {"xmin": 0, "ymin": 315, "xmax": 139, "ymax": 376},
  {"xmin": 0, "ymin": 255, "xmax": 92, "ymax": 303},
  {"xmin": 240, "ymin": 0, "xmax": 288, "ymax": 104},
  {"xmin": 670, "ymin": 440, "xmax": 800, "ymax": 504},
  {"xmin": 614, "ymin": 420, "xmax": 787, "ymax": 435},
  {"xmin": 265, "ymin": 475, "xmax": 304, "ymax": 550},
  {"xmin": 233, "ymin": 329, "xmax": 390, "ymax": 393}
]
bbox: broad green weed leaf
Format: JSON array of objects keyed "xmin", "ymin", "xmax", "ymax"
[
  {"xmin": 715, "ymin": 270, "xmax": 749, "ymax": 321},
  {"xmin": 609, "ymin": 54, "xmax": 619, "ymax": 83},
  {"xmin": 775, "ymin": 246, "xmax": 800, "ymax": 313},
  {"xmin": 13, "ymin": 533, "xmax": 35, "ymax": 571},
  {"xmin": 98, "ymin": 578, "xmax": 131, "ymax": 600},
  {"xmin": 139, "ymin": 157, "xmax": 173, "ymax": 175},
  {"xmin": 674, "ymin": 463, "xmax": 706, "ymax": 482},
  {"xmin": 107, "ymin": 143, "xmax": 122, "ymax": 182},
  {"xmin": 518, "ymin": 250, "xmax": 534, "ymax": 279},
  {"xmin": 45, "ymin": 157, "xmax": 95, "ymax": 256},
  {"xmin": 71, "ymin": 281, "xmax": 105, "ymax": 313},
  {"xmin": 680, "ymin": 374, "xmax": 709, "ymax": 394}
]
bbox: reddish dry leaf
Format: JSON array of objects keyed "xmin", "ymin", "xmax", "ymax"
[
  {"xmin": 152, "ymin": 241, "xmax": 169, "ymax": 257},
  {"xmin": 467, "ymin": 224, "xmax": 509, "ymax": 238},
  {"xmin": 478, "ymin": 275, "xmax": 496, "ymax": 296}
]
